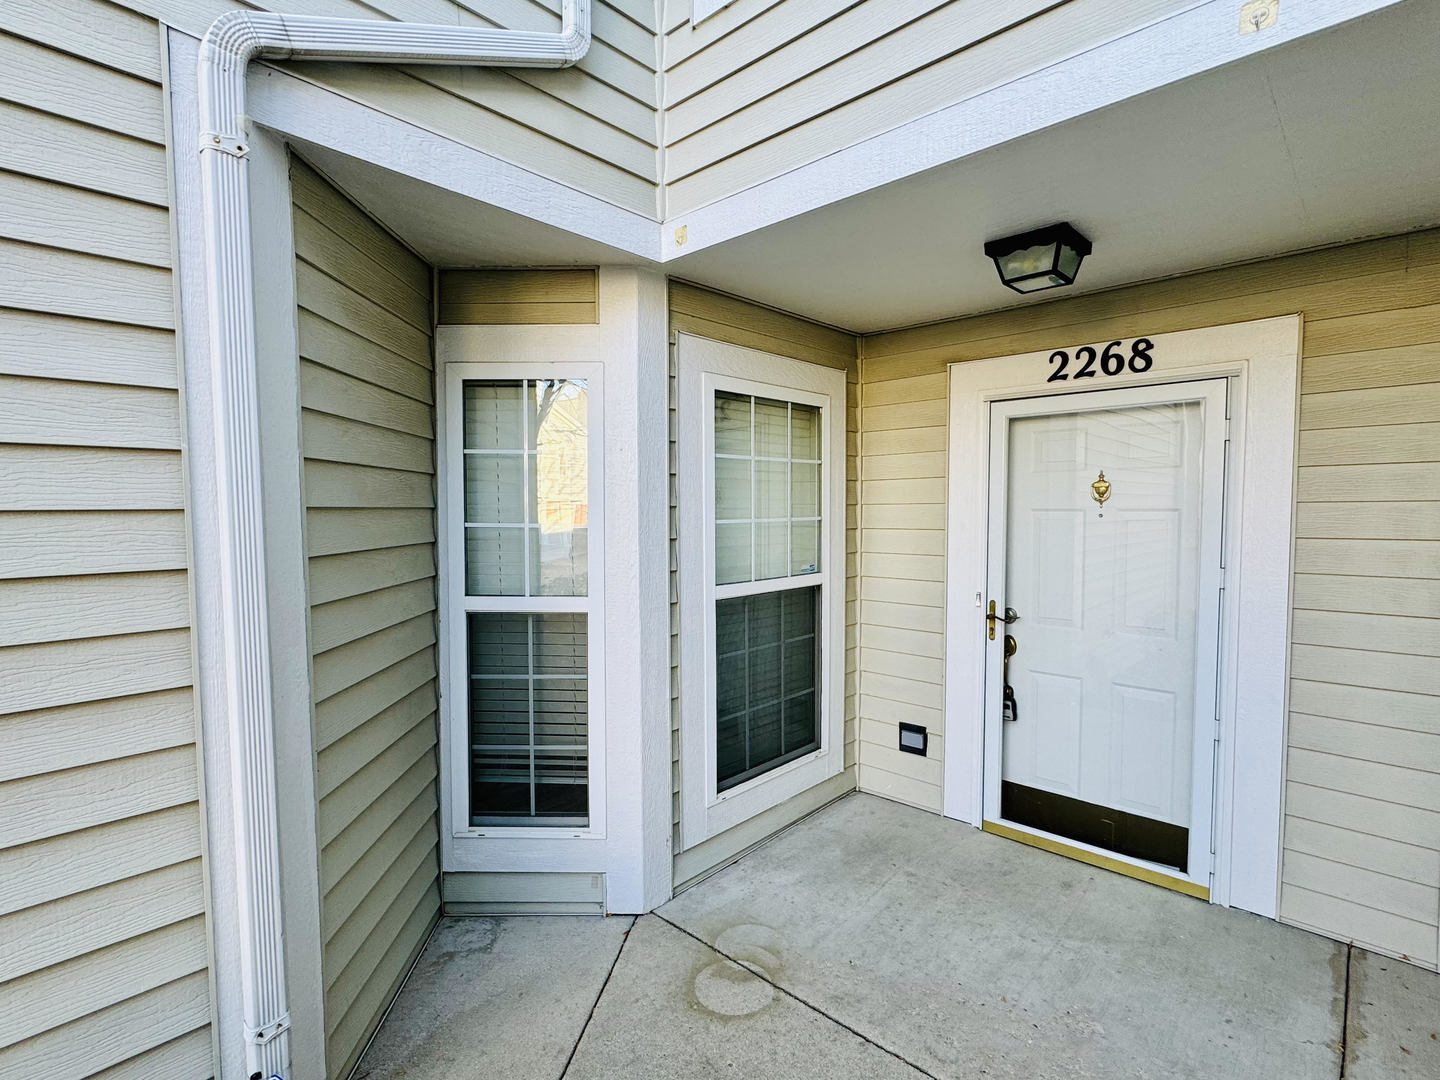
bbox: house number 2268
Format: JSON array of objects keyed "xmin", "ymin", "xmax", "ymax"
[{"xmin": 1047, "ymin": 338, "xmax": 1154, "ymax": 382}]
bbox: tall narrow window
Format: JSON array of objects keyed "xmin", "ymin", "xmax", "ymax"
[
  {"xmin": 678, "ymin": 335, "xmax": 846, "ymax": 849},
  {"xmin": 458, "ymin": 377, "xmax": 593, "ymax": 827},
  {"xmin": 713, "ymin": 393, "xmax": 822, "ymax": 790}
]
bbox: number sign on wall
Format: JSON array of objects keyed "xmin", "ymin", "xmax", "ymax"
[{"xmin": 1047, "ymin": 338, "xmax": 1155, "ymax": 383}]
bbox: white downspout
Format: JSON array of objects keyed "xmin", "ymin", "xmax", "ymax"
[{"xmin": 194, "ymin": 6, "xmax": 590, "ymax": 1079}]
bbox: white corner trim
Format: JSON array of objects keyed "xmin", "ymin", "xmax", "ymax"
[
  {"xmin": 186, "ymin": 7, "xmax": 592, "ymax": 1078},
  {"xmin": 596, "ymin": 268, "xmax": 676, "ymax": 913},
  {"xmin": 942, "ymin": 315, "xmax": 1299, "ymax": 918},
  {"xmin": 667, "ymin": 0, "xmax": 1407, "ymax": 253}
]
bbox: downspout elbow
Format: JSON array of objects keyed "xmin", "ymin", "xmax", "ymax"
[{"xmin": 558, "ymin": 0, "xmax": 593, "ymax": 66}]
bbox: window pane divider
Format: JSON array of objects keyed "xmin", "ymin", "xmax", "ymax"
[
  {"xmin": 715, "ymin": 573, "xmax": 825, "ymax": 602},
  {"xmin": 460, "ymin": 594, "xmax": 591, "ymax": 613}
]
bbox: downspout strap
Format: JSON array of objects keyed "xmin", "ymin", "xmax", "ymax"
[
  {"xmin": 245, "ymin": 1010, "xmax": 293, "ymax": 1046},
  {"xmin": 199, "ymin": 130, "xmax": 250, "ymax": 158}
]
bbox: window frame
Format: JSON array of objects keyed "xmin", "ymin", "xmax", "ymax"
[
  {"xmin": 442, "ymin": 357, "xmax": 607, "ymax": 845},
  {"xmin": 677, "ymin": 334, "xmax": 847, "ymax": 849}
]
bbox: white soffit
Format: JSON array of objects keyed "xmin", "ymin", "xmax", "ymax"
[
  {"xmin": 667, "ymin": 0, "xmax": 1440, "ymax": 331},
  {"xmin": 258, "ymin": 0, "xmax": 1432, "ymax": 332}
]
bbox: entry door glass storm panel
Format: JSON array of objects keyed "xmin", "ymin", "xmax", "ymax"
[
  {"xmin": 462, "ymin": 378, "xmax": 590, "ymax": 827},
  {"xmin": 714, "ymin": 391, "xmax": 822, "ymax": 792},
  {"xmin": 1000, "ymin": 397, "xmax": 1211, "ymax": 870}
]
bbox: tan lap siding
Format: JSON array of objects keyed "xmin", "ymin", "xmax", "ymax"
[
  {"xmin": 0, "ymin": 5, "xmax": 216, "ymax": 1078},
  {"xmin": 858, "ymin": 228, "xmax": 1440, "ymax": 969},
  {"xmin": 668, "ymin": 281, "xmax": 860, "ymax": 881},
  {"xmin": 660, "ymin": 0, "xmax": 1197, "ymax": 215},
  {"xmin": 138, "ymin": 0, "xmax": 661, "ymax": 215},
  {"xmin": 292, "ymin": 158, "xmax": 442, "ymax": 1080}
]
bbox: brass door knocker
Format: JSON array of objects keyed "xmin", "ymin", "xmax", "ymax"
[{"xmin": 1090, "ymin": 470, "xmax": 1111, "ymax": 516}]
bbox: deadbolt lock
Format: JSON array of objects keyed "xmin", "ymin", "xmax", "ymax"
[{"xmin": 986, "ymin": 601, "xmax": 1020, "ymax": 640}]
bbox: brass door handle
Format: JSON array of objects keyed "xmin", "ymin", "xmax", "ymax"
[{"xmin": 986, "ymin": 601, "xmax": 1021, "ymax": 640}]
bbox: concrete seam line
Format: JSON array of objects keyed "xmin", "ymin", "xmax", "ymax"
[
  {"xmin": 559, "ymin": 915, "xmax": 638, "ymax": 1079},
  {"xmin": 194, "ymin": 6, "xmax": 590, "ymax": 1078},
  {"xmin": 652, "ymin": 913, "xmax": 944, "ymax": 1080}
]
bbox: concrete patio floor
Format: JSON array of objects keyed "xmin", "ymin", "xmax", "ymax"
[{"xmin": 355, "ymin": 793, "xmax": 1439, "ymax": 1080}]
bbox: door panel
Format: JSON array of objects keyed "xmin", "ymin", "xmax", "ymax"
[{"xmin": 992, "ymin": 384, "xmax": 1224, "ymax": 876}]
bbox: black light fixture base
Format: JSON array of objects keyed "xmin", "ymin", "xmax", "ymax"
[{"xmin": 984, "ymin": 222, "xmax": 1092, "ymax": 294}]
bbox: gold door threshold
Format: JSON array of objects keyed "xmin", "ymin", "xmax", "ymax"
[{"xmin": 983, "ymin": 820, "xmax": 1210, "ymax": 900}]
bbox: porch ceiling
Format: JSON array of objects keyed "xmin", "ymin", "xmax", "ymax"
[
  {"xmin": 668, "ymin": 0, "xmax": 1440, "ymax": 332},
  {"xmin": 298, "ymin": 0, "xmax": 1439, "ymax": 334}
]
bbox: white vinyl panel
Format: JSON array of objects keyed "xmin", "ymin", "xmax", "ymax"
[
  {"xmin": 0, "ymin": 172, "xmax": 170, "ymax": 268},
  {"xmin": 0, "ymin": 240, "xmax": 173, "ymax": 330},
  {"xmin": 0, "ymin": 101, "xmax": 168, "ymax": 206},
  {"xmin": 0, "ymin": 511, "xmax": 188, "ymax": 580},
  {"xmin": 0, "ymin": 861, "xmax": 203, "ymax": 985},
  {"xmin": 0, "ymin": 377, "xmax": 181, "ymax": 450},
  {"xmin": 0, "ymin": 447, "xmax": 185, "ymax": 511},
  {"xmin": 0, "ymin": 971, "xmax": 211, "ymax": 1080},
  {"xmin": 0, "ymin": 805, "xmax": 200, "ymax": 916},
  {"xmin": 0, "ymin": 572, "xmax": 189, "ymax": 647},
  {"xmin": 0, "ymin": 688, "xmax": 195, "ymax": 784},
  {"xmin": 0, "ymin": 746, "xmax": 198, "ymax": 850},
  {"xmin": 0, "ymin": 310, "xmax": 175, "ymax": 390},
  {"xmin": 0, "ymin": 916, "xmax": 207, "ymax": 1049},
  {"xmin": 0, "ymin": 33, "xmax": 164, "ymax": 143},
  {"xmin": 0, "ymin": 0, "xmax": 163, "ymax": 82}
]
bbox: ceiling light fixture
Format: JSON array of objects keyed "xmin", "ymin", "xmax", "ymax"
[{"xmin": 983, "ymin": 222, "xmax": 1092, "ymax": 294}]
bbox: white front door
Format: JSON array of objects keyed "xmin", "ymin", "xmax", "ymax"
[{"xmin": 984, "ymin": 380, "xmax": 1227, "ymax": 887}]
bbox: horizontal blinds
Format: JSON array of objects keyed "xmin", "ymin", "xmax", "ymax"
[{"xmin": 467, "ymin": 609, "xmax": 588, "ymax": 824}]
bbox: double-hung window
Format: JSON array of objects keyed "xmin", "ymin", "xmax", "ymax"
[
  {"xmin": 445, "ymin": 362, "xmax": 603, "ymax": 836},
  {"xmin": 678, "ymin": 335, "xmax": 847, "ymax": 847}
]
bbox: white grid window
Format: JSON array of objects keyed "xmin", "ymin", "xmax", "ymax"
[
  {"xmin": 449, "ymin": 372, "xmax": 601, "ymax": 832},
  {"xmin": 713, "ymin": 391, "xmax": 822, "ymax": 585}
]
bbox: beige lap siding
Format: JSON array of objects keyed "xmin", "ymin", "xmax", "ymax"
[
  {"xmin": 668, "ymin": 281, "xmax": 860, "ymax": 885},
  {"xmin": 135, "ymin": 0, "xmax": 661, "ymax": 215},
  {"xmin": 0, "ymin": 3, "xmax": 216, "ymax": 1078},
  {"xmin": 858, "ymin": 228, "xmax": 1440, "ymax": 970},
  {"xmin": 659, "ymin": 0, "xmax": 1198, "ymax": 215},
  {"xmin": 293, "ymin": 158, "xmax": 443, "ymax": 1080}
]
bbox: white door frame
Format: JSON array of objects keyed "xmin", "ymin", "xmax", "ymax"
[
  {"xmin": 983, "ymin": 379, "xmax": 1228, "ymax": 894},
  {"xmin": 943, "ymin": 316, "xmax": 1300, "ymax": 916}
]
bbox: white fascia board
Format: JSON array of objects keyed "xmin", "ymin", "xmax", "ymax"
[
  {"xmin": 666, "ymin": 0, "xmax": 1408, "ymax": 256},
  {"xmin": 245, "ymin": 61, "xmax": 663, "ymax": 262},
  {"xmin": 196, "ymin": 0, "xmax": 1397, "ymax": 270}
]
